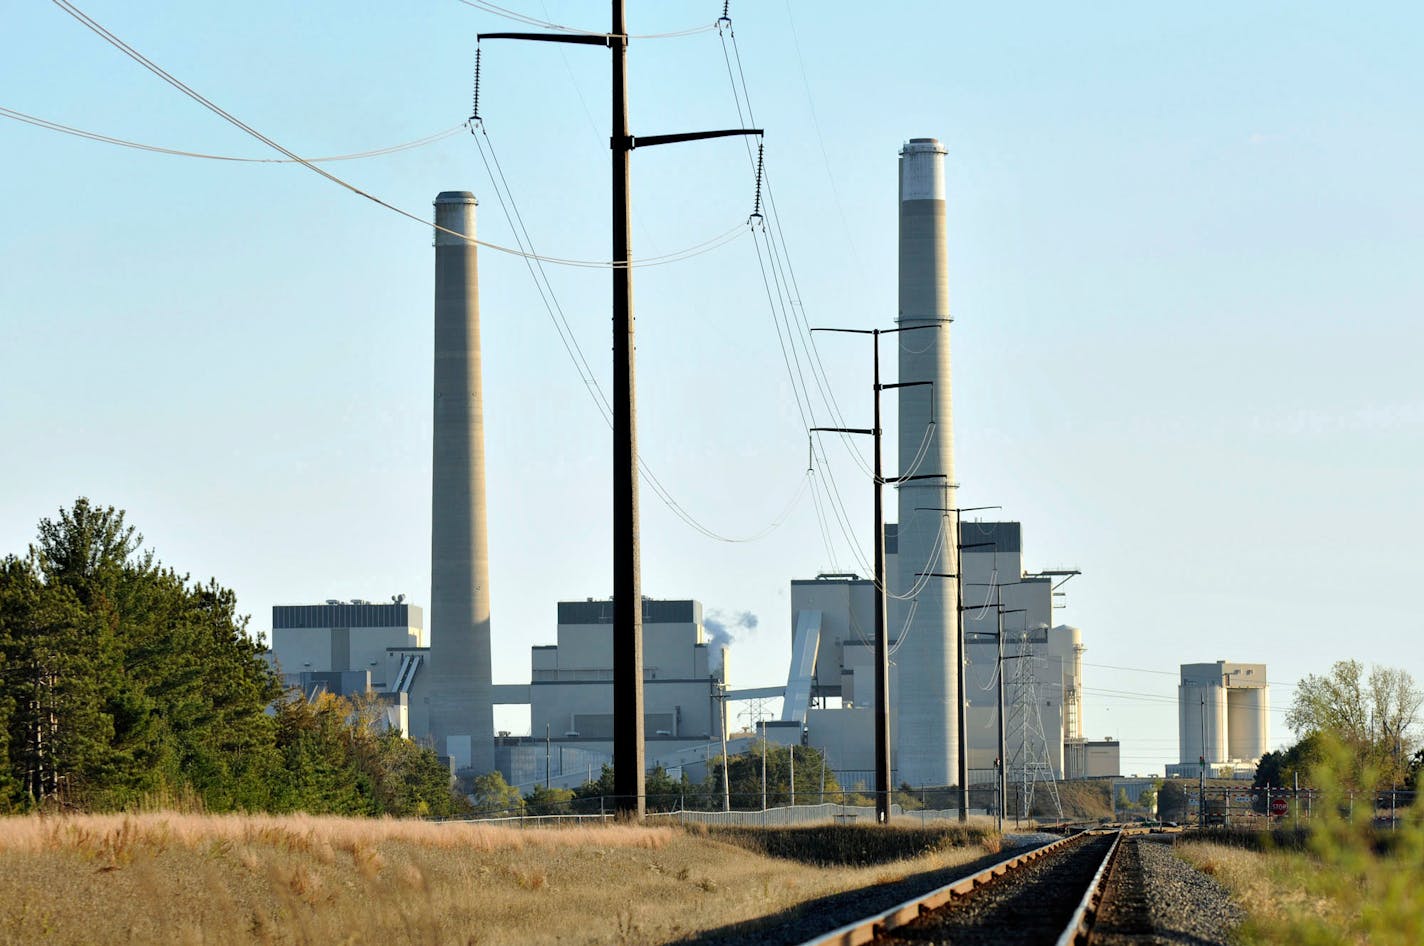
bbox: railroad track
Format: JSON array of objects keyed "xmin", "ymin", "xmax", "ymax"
[{"xmin": 796, "ymin": 831, "xmax": 1124, "ymax": 946}]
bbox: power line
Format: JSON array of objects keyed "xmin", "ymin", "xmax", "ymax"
[
  {"xmin": 48, "ymin": 0, "xmax": 744, "ymax": 271},
  {"xmin": 714, "ymin": 21, "xmax": 872, "ymax": 576},
  {"xmin": 0, "ymin": 105, "xmax": 463, "ymax": 162},
  {"xmin": 453, "ymin": 0, "xmax": 718, "ymax": 39},
  {"xmin": 1082, "ymin": 662, "xmax": 1304, "ymax": 690},
  {"xmin": 472, "ymin": 124, "xmax": 808, "ymax": 545},
  {"xmin": 718, "ymin": 24, "xmax": 872, "ymax": 481}
]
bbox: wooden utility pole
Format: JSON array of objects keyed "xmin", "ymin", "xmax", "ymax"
[
  {"xmin": 812, "ymin": 325, "xmax": 939, "ymax": 824},
  {"xmin": 479, "ymin": 1, "xmax": 760, "ymax": 818},
  {"xmin": 917, "ymin": 505, "xmax": 998, "ymax": 821}
]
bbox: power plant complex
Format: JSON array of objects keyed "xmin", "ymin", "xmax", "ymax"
[{"xmin": 266, "ymin": 140, "xmax": 1269, "ymax": 796}]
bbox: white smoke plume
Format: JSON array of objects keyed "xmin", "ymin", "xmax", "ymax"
[{"xmin": 705, "ymin": 609, "xmax": 757, "ymax": 677}]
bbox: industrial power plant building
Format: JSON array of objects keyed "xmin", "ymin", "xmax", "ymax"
[
  {"xmin": 786, "ymin": 521, "xmax": 1117, "ymax": 790},
  {"xmin": 1166, "ymin": 661, "xmax": 1270, "ymax": 778},
  {"xmin": 265, "ymin": 137, "xmax": 1129, "ymax": 795}
]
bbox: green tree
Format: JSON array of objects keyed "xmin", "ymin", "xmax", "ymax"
[
  {"xmin": 469, "ymin": 770, "xmax": 524, "ymax": 816},
  {"xmin": 716, "ymin": 741, "xmax": 839, "ymax": 810},
  {"xmin": 895, "ymin": 781, "xmax": 926, "ymax": 811},
  {"xmin": 1139, "ymin": 781, "xmax": 1159, "ymax": 814},
  {"xmin": 1, "ymin": 499, "xmax": 468, "ymax": 816},
  {"xmin": 571, "ymin": 763, "xmax": 616, "ymax": 814},
  {"xmin": 1157, "ymin": 780, "xmax": 1188, "ymax": 821},
  {"xmin": 0, "ymin": 553, "xmax": 119, "ymax": 809},
  {"xmin": 1288, "ymin": 659, "xmax": 1424, "ymax": 788},
  {"xmin": 524, "ymin": 784, "xmax": 574, "ymax": 815},
  {"xmin": 1, "ymin": 499, "xmax": 286, "ymax": 810},
  {"xmin": 270, "ymin": 692, "xmax": 374, "ymax": 815},
  {"xmin": 1115, "ymin": 788, "xmax": 1131, "ymax": 812}
]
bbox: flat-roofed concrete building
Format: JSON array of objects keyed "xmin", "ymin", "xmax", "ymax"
[
  {"xmin": 268, "ymin": 600, "xmax": 426, "ymax": 736},
  {"xmin": 270, "ymin": 600, "xmax": 424, "ymax": 688},
  {"xmin": 1168, "ymin": 660, "xmax": 1269, "ymax": 778},
  {"xmin": 491, "ymin": 598, "xmax": 731, "ymax": 791}
]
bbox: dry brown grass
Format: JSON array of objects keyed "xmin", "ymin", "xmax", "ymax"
[
  {"xmin": 0, "ymin": 814, "xmax": 994, "ymax": 945},
  {"xmin": 1177, "ymin": 839, "xmax": 1361, "ymax": 944}
]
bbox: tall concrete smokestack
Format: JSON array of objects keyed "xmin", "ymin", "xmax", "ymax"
[
  {"xmin": 894, "ymin": 139, "xmax": 959, "ymax": 788},
  {"xmin": 427, "ymin": 191, "xmax": 495, "ymax": 774}
]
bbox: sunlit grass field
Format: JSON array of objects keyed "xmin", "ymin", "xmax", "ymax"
[
  {"xmin": 1176, "ymin": 761, "xmax": 1424, "ymax": 946},
  {"xmin": 0, "ymin": 814, "xmax": 998, "ymax": 945}
]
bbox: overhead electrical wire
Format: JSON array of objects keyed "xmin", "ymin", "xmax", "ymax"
[
  {"xmin": 715, "ymin": 18, "xmax": 874, "ymax": 577},
  {"xmin": 48, "ymin": 0, "xmax": 744, "ymax": 271},
  {"xmin": 463, "ymin": 15, "xmax": 811, "ymax": 545},
  {"xmin": 48, "ymin": 0, "xmax": 799, "ymax": 544},
  {"xmin": 716, "ymin": 13, "xmax": 965, "ymax": 603},
  {"xmin": 468, "ymin": 114, "xmax": 806, "ymax": 544},
  {"xmin": 0, "ymin": 105, "xmax": 464, "ymax": 162},
  {"xmin": 454, "ymin": 0, "xmax": 718, "ymax": 39},
  {"xmin": 718, "ymin": 23, "xmax": 872, "ymax": 482}
]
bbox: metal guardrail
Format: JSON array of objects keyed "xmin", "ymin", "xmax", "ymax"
[{"xmin": 795, "ymin": 832, "xmax": 1092, "ymax": 946}]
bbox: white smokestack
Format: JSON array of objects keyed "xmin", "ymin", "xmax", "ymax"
[
  {"xmin": 894, "ymin": 138, "xmax": 959, "ymax": 788},
  {"xmin": 427, "ymin": 191, "xmax": 495, "ymax": 773}
]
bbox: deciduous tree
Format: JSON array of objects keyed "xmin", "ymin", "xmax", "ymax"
[{"xmin": 1287, "ymin": 660, "xmax": 1423, "ymax": 788}]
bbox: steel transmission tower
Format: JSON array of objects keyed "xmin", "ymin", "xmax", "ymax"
[{"xmin": 1006, "ymin": 626, "xmax": 1062, "ymax": 824}]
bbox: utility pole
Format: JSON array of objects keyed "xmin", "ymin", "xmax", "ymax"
[
  {"xmin": 789, "ymin": 744, "xmax": 796, "ymax": 807},
  {"xmin": 959, "ymin": 594, "xmax": 1023, "ymax": 831},
  {"xmin": 716, "ymin": 681, "xmax": 731, "ymax": 812},
  {"xmin": 812, "ymin": 324, "xmax": 941, "ymax": 824},
  {"xmin": 479, "ymin": 3, "xmax": 761, "ymax": 819},
  {"xmin": 1199, "ymin": 688, "xmax": 1207, "ymax": 829},
  {"xmin": 990, "ymin": 602, "xmax": 1027, "ymax": 833},
  {"xmin": 760, "ymin": 719, "xmax": 768, "ymax": 812},
  {"xmin": 917, "ymin": 505, "xmax": 999, "ymax": 822}
]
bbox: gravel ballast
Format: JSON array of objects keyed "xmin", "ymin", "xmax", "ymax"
[{"xmin": 1093, "ymin": 835, "xmax": 1244, "ymax": 946}]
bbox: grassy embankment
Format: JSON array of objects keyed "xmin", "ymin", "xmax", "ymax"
[
  {"xmin": 0, "ymin": 814, "xmax": 998, "ymax": 945},
  {"xmin": 1177, "ymin": 817, "xmax": 1424, "ymax": 944}
]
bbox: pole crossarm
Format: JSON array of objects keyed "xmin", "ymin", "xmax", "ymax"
[
  {"xmin": 477, "ymin": 31, "xmax": 613, "ymax": 45},
  {"xmin": 886, "ymin": 473, "xmax": 948, "ymax": 484},
  {"xmin": 1026, "ymin": 568, "xmax": 1082, "ymax": 591},
  {"xmin": 627, "ymin": 128, "xmax": 762, "ymax": 149},
  {"xmin": 880, "ymin": 380, "xmax": 932, "ymax": 391},
  {"xmin": 810, "ymin": 426, "xmax": 873, "ymax": 436}
]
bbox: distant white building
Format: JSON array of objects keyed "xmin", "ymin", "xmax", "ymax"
[
  {"xmin": 1166, "ymin": 661, "xmax": 1269, "ymax": 778},
  {"xmin": 789, "ymin": 520, "xmax": 1112, "ymax": 788},
  {"xmin": 493, "ymin": 598, "xmax": 730, "ymax": 790},
  {"xmin": 268, "ymin": 600, "xmax": 426, "ymax": 735},
  {"xmin": 268, "ymin": 595, "xmax": 733, "ymax": 787}
]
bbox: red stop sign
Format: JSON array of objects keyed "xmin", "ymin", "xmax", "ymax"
[{"xmin": 1270, "ymin": 797, "xmax": 1288, "ymax": 816}]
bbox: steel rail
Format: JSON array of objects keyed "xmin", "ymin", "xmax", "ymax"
[
  {"xmin": 796, "ymin": 831, "xmax": 1095, "ymax": 946},
  {"xmin": 1054, "ymin": 829, "xmax": 1122, "ymax": 946}
]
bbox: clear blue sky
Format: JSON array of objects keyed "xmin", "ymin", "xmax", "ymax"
[{"xmin": 3, "ymin": 1, "xmax": 1421, "ymax": 775}]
